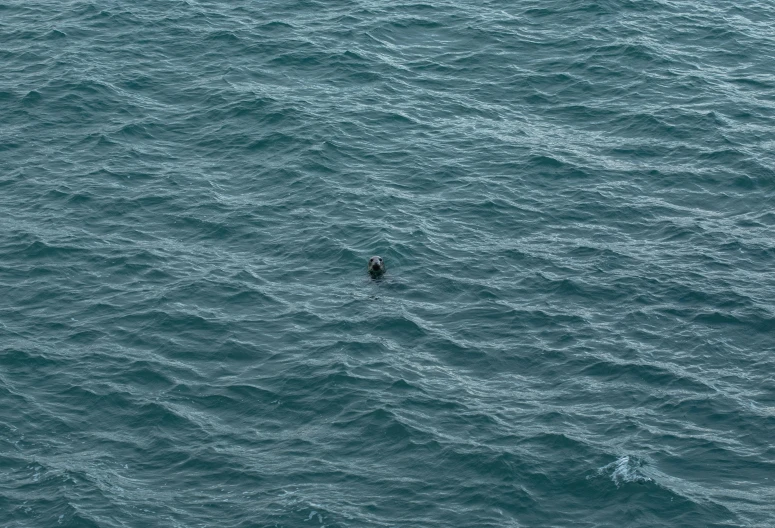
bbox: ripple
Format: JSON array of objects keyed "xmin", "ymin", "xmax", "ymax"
[{"xmin": 2, "ymin": 0, "xmax": 774, "ymax": 526}]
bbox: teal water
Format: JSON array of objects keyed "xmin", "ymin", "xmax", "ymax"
[{"xmin": 2, "ymin": 1, "xmax": 774, "ymax": 526}]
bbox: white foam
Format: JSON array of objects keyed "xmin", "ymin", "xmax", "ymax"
[{"xmin": 599, "ymin": 455, "xmax": 652, "ymax": 487}]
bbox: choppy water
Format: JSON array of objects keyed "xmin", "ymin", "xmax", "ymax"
[{"xmin": 2, "ymin": 1, "xmax": 775, "ymax": 526}]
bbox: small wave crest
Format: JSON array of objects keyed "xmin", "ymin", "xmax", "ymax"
[{"xmin": 598, "ymin": 455, "xmax": 652, "ymax": 487}]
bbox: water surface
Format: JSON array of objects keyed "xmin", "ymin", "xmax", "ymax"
[{"xmin": 1, "ymin": 1, "xmax": 774, "ymax": 526}]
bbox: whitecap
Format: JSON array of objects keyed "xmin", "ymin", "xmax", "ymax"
[{"xmin": 599, "ymin": 455, "xmax": 652, "ymax": 487}]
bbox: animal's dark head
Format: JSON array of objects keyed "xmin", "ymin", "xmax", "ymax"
[{"xmin": 368, "ymin": 256, "xmax": 385, "ymax": 275}]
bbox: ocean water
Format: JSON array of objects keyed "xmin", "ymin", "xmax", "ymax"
[{"xmin": 1, "ymin": 0, "xmax": 774, "ymax": 526}]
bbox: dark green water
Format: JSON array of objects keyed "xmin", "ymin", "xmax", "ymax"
[{"xmin": 1, "ymin": 1, "xmax": 774, "ymax": 526}]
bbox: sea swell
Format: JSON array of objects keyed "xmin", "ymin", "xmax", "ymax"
[{"xmin": 2, "ymin": 0, "xmax": 775, "ymax": 526}]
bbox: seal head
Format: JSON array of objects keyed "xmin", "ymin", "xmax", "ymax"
[{"xmin": 367, "ymin": 255, "xmax": 385, "ymax": 276}]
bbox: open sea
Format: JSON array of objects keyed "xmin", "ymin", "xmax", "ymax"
[{"xmin": 1, "ymin": 1, "xmax": 774, "ymax": 526}]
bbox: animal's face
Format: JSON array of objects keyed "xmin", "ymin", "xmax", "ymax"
[{"xmin": 368, "ymin": 256, "xmax": 384, "ymax": 274}]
